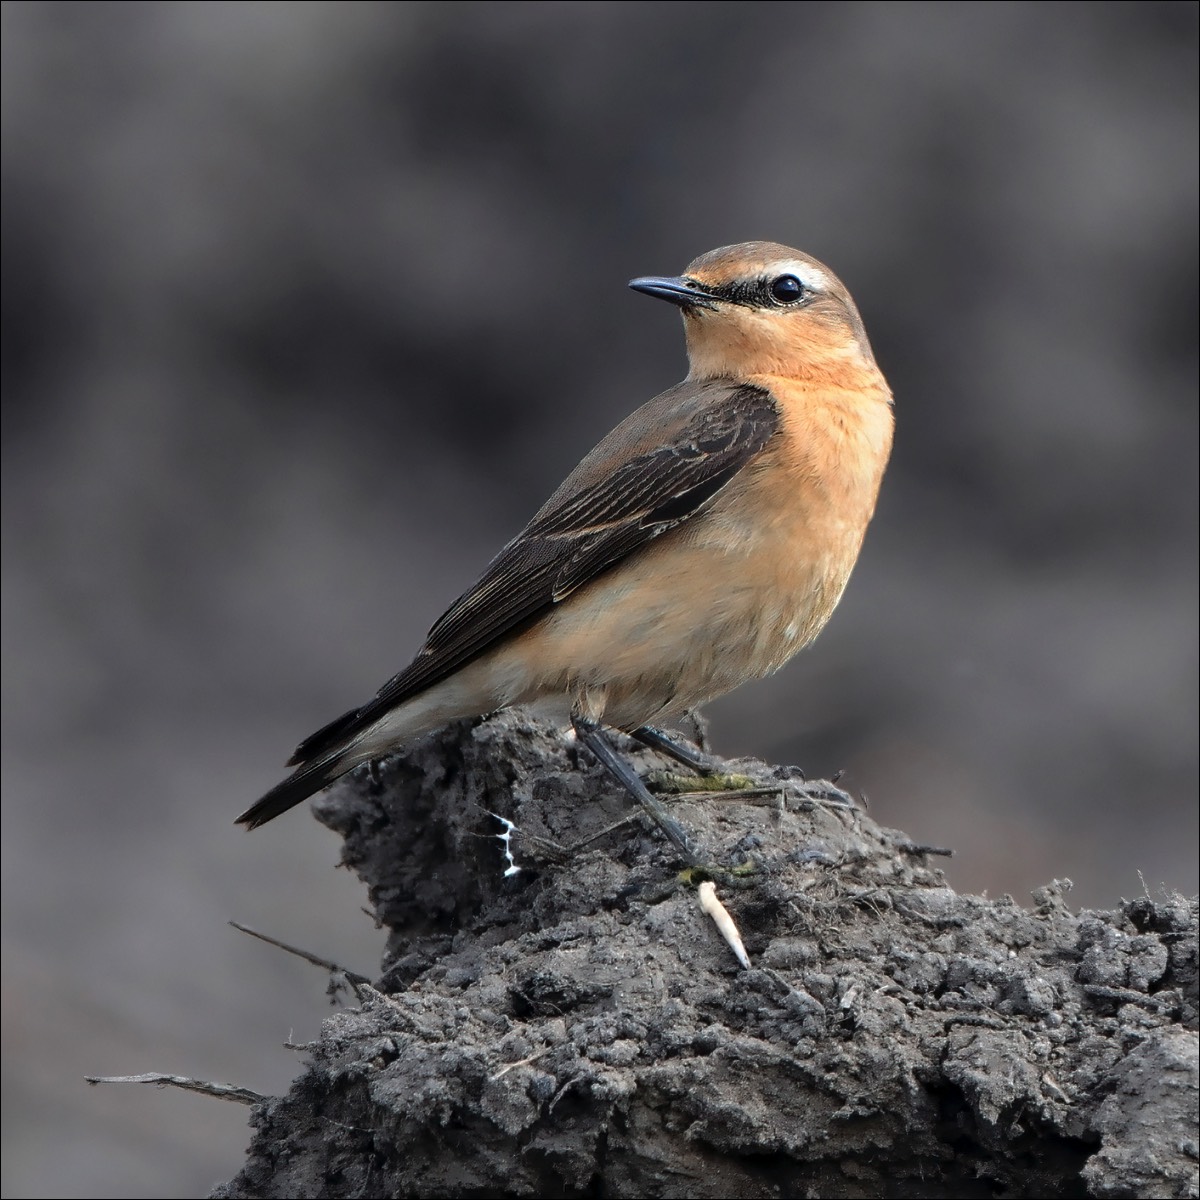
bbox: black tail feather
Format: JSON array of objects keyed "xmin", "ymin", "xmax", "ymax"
[
  {"xmin": 236, "ymin": 755, "xmax": 346, "ymax": 830},
  {"xmin": 287, "ymin": 705, "xmax": 363, "ymax": 766}
]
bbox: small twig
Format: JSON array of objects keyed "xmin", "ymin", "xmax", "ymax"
[
  {"xmin": 800, "ymin": 782, "xmax": 857, "ymax": 809},
  {"xmin": 489, "ymin": 1046, "xmax": 554, "ymax": 1080},
  {"xmin": 897, "ymin": 841, "xmax": 955, "ymax": 858},
  {"xmin": 84, "ymin": 1072, "xmax": 264, "ymax": 1106},
  {"xmin": 667, "ymin": 785, "xmax": 785, "ymax": 803},
  {"xmin": 492, "ymin": 812, "xmax": 644, "ymax": 863},
  {"xmin": 548, "ymin": 1075, "xmax": 582, "ymax": 1112},
  {"xmin": 469, "ymin": 798, "xmax": 641, "ymax": 864},
  {"xmin": 848, "ymin": 888, "xmax": 890, "ymax": 920},
  {"xmin": 662, "ymin": 782, "xmax": 856, "ymax": 813},
  {"xmin": 892, "ymin": 899, "xmax": 965, "ymax": 929},
  {"xmin": 228, "ymin": 921, "xmax": 372, "ymax": 987},
  {"xmin": 1083, "ymin": 984, "xmax": 1177, "ymax": 1012},
  {"xmin": 565, "ymin": 813, "xmax": 642, "ymax": 851}
]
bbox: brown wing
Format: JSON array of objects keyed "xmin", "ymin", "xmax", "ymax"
[{"xmin": 288, "ymin": 379, "xmax": 778, "ymax": 765}]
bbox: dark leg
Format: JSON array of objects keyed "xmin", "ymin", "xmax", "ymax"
[
  {"xmin": 572, "ymin": 714, "xmax": 697, "ymax": 864},
  {"xmin": 632, "ymin": 725, "xmax": 718, "ymax": 774}
]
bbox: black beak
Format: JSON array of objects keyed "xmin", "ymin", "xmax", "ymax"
[{"xmin": 628, "ymin": 275, "xmax": 720, "ymax": 310}]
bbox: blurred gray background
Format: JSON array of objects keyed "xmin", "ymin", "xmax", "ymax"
[{"xmin": 2, "ymin": 2, "xmax": 1196, "ymax": 1196}]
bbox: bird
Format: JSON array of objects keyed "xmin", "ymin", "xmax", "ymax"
[{"xmin": 236, "ymin": 241, "xmax": 894, "ymax": 860}]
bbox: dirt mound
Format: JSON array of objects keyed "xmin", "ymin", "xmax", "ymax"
[{"xmin": 215, "ymin": 713, "xmax": 1198, "ymax": 1198}]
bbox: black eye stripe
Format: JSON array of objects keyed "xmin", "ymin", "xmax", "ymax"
[{"xmin": 692, "ymin": 273, "xmax": 811, "ymax": 309}]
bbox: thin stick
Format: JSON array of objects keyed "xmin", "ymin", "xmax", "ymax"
[
  {"xmin": 489, "ymin": 1046, "xmax": 554, "ymax": 1080},
  {"xmin": 84, "ymin": 1072, "xmax": 264, "ymax": 1106},
  {"xmin": 228, "ymin": 921, "xmax": 372, "ymax": 986},
  {"xmin": 666, "ymin": 784, "xmax": 855, "ymax": 811},
  {"xmin": 897, "ymin": 841, "xmax": 954, "ymax": 858}
]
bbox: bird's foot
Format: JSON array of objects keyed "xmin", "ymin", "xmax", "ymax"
[
  {"xmin": 631, "ymin": 725, "xmax": 719, "ymax": 774},
  {"xmin": 572, "ymin": 714, "xmax": 700, "ymax": 865}
]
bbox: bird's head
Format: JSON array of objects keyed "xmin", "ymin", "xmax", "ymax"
[{"xmin": 630, "ymin": 241, "xmax": 876, "ymax": 382}]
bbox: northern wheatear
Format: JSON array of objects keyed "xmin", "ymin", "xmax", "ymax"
[{"xmin": 237, "ymin": 242, "xmax": 894, "ymax": 859}]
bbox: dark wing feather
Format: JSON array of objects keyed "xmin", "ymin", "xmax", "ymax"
[{"xmin": 289, "ymin": 380, "xmax": 778, "ymax": 765}]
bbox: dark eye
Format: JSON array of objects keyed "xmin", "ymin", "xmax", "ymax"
[{"xmin": 769, "ymin": 274, "xmax": 805, "ymax": 305}]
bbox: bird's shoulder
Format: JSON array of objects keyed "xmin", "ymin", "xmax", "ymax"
[{"xmin": 533, "ymin": 376, "xmax": 778, "ymax": 520}]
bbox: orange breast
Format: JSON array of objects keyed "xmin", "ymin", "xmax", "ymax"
[{"xmin": 494, "ymin": 368, "xmax": 893, "ymax": 728}]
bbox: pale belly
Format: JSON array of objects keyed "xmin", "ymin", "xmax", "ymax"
[{"xmin": 494, "ymin": 515, "xmax": 861, "ymax": 730}]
